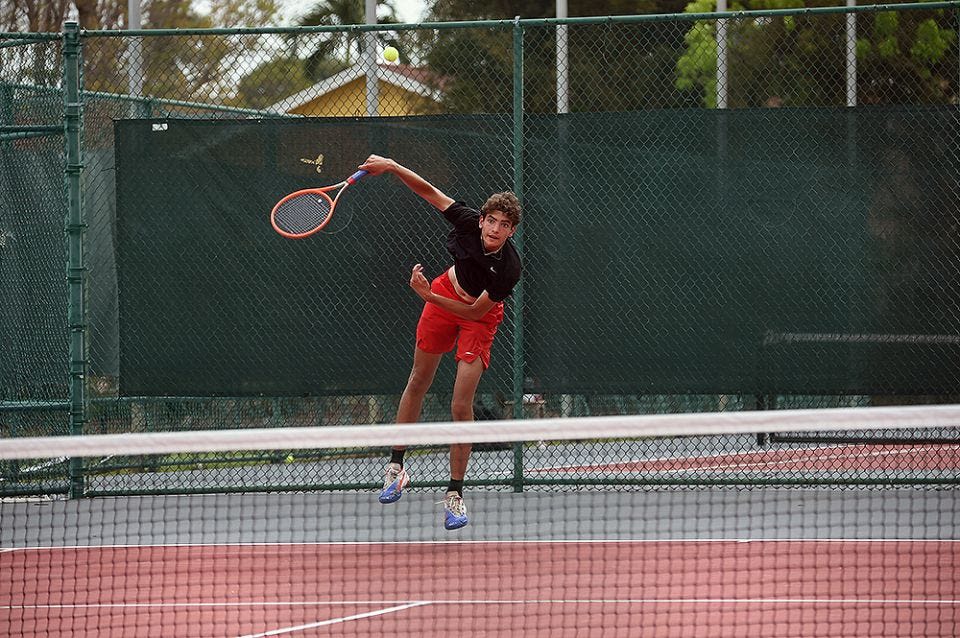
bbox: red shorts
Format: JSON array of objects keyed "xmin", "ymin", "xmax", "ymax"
[{"xmin": 415, "ymin": 271, "xmax": 504, "ymax": 369}]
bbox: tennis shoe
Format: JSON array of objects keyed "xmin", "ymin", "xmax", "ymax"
[
  {"xmin": 378, "ymin": 463, "xmax": 410, "ymax": 504},
  {"xmin": 442, "ymin": 492, "xmax": 469, "ymax": 530}
]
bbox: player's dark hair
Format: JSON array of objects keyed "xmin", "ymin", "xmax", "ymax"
[{"xmin": 481, "ymin": 191, "xmax": 521, "ymax": 227}]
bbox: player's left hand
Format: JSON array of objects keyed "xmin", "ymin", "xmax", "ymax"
[{"xmin": 409, "ymin": 263, "xmax": 431, "ymax": 301}]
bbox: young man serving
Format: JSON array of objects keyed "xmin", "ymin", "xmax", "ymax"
[{"xmin": 357, "ymin": 154, "xmax": 522, "ymax": 530}]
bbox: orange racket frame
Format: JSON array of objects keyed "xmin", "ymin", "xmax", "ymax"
[{"xmin": 270, "ymin": 169, "xmax": 367, "ymax": 239}]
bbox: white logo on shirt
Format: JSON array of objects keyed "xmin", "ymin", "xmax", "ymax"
[{"xmin": 489, "ymin": 266, "xmax": 497, "ymax": 273}]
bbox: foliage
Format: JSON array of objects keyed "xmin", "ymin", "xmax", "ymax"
[
  {"xmin": 675, "ymin": 0, "xmax": 958, "ymax": 107},
  {"xmin": 856, "ymin": 9, "xmax": 956, "ymax": 104},
  {"xmin": 234, "ymin": 56, "xmax": 314, "ymax": 110},
  {"xmin": 0, "ymin": 0, "xmax": 281, "ymax": 106},
  {"xmin": 0, "ymin": 0, "xmax": 277, "ymax": 32},
  {"xmin": 2, "ymin": 0, "xmax": 956, "ymax": 110},
  {"xmin": 295, "ymin": 0, "xmax": 414, "ymax": 82},
  {"xmin": 676, "ymin": 0, "xmax": 735, "ymax": 108},
  {"xmin": 1, "ymin": 0, "xmax": 123, "ymax": 86},
  {"xmin": 0, "ymin": 0, "xmax": 123, "ymax": 32},
  {"xmin": 200, "ymin": 0, "xmax": 279, "ymax": 29},
  {"xmin": 423, "ymin": 0, "xmax": 692, "ymax": 113},
  {"xmin": 78, "ymin": 0, "xmax": 281, "ymax": 105}
]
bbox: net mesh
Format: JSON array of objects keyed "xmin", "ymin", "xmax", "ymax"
[{"xmin": 1, "ymin": 406, "xmax": 958, "ymax": 636}]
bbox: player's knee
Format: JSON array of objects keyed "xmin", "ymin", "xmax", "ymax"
[
  {"xmin": 404, "ymin": 372, "xmax": 432, "ymax": 396},
  {"xmin": 450, "ymin": 398, "xmax": 474, "ymax": 421}
]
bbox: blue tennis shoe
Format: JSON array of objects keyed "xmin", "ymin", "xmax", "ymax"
[
  {"xmin": 379, "ymin": 463, "xmax": 410, "ymax": 504},
  {"xmin": 443, "ymin": 492, "xmax": 468, "ymax": 530}
]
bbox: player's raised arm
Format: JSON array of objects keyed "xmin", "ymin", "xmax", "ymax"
[{"xmin": 358, "ymin": 154, "xmax": 455, "ymax": 212}]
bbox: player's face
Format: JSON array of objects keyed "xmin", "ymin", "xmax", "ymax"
[{"xmin": 479, "ymin": 210, "xmax": 515, "ymax": 252}]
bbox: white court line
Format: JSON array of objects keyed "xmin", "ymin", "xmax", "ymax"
[
  {"xmin": 636, "ymin": 445, "xmax": 954, "ymax": 475},
  {"xmin": 3, "ymin": 598, "xmax": 958, "ymax": 612},
  {"xmin": 235, "ymin": 602, "xmax": 430, "ymax": 638},
  {"xmin": 2, "ymin": 538, "xmax": 959, "ymax": 552}
]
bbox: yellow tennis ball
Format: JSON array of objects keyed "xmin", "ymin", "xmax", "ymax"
[
  {"xmin": 383, "ymin": 46, "xmax": 399, "ymax": 62},
  {"xmin": 284, "ymin": 454, "xmax": 295, "ymax": 464}
]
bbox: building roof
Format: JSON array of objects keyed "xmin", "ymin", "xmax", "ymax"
[{"xmin": 268, "ymin": 62, "xmax": 444, "ymax": 113}]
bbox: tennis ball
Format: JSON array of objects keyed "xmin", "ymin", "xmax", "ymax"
[
  {"xmin": 284, "ymin": 454, "xmax": 295, "ymax": 464},
  {"xmin": 383, "ymin": 46, "xmax": 399, "ymax": 62}
]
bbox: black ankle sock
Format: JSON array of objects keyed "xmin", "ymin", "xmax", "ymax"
[
  {"xmin": 447, "ymin": 479, "xmax": 464, "ymax": 496},
  {"xmin": 390, "ymin": 449, "xmax": 405, "ymax": 467}
]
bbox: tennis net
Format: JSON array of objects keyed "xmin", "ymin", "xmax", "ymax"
[{"xmin": 2, "ymin": 405, "xmax": 958, "ymax": 637}]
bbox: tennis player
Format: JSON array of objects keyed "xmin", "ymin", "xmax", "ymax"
[{"xmin": 357, "ymin": 154, "xmax": 522, "ymax": 530}]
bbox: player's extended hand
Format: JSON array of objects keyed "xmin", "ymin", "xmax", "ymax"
[
  {"xmin": 409, "ymin": 263, "xmax": 432, "ymax": 301},
  {"xmin": 358, "ymin": 154, "xmax": 394, "ymax": 176}
]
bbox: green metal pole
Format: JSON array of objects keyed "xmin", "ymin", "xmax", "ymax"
[
  {"xmin": 0, "ymin": 83, "xmax": 12, "ymax": 160},
  {"xmin": 63, "ymin": 22, "xmax": 87, "ymax": 499},
  {"xmin": 0, "ymin": 85, "xmax": 12, "ymax": 460},
  {"xmin": 511, "ymin": 17, "xmax": 525, "ymax": 493}
]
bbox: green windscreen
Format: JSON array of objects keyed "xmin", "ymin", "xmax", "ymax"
[
  {"xmin": 0, "ymin": 85, "xmax": 69, "ymax": 410},
  {"xmin": 115, "ymin": 117, "xmax": 513, "ymax": 396},
  {"xmin": 524, "ymin": 107, "xmax": 960, "ymax": 395},
  {"xmin": 115, "ymin": 108, "xmax": 960, "ymax": 397}
]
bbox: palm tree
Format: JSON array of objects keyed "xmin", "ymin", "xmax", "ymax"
[{"xmin": 296, "ymin": 0, "xmax": 402, "ymax": 80}]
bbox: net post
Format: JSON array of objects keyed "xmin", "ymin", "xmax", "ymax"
[
  {"xmin": 754, "ymin": 394, "xmax": 770, "ymax": 446},
  {"xmin": 63, "ymin": 21, "xmax": 87, "ymax": 499}
]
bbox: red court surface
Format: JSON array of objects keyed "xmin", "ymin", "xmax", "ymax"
[{"xmin": 2, "ymin": 540, "xmax": 957, "ymax": 637}]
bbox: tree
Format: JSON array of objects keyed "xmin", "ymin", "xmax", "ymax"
[
  {"xmin": 77, "ymin": 0, "xmax": 281, "ymax": 105},
  {"xmin": 1, "ymin": 1, "xmax": 125, "ymax": 87},
  {"xmin": 1, "ymin": 0, "xmax": 123, "ymax": 32},
  {"xmin": 675, "ymin": 0, "xmax": 957, "ymax": 108},
  {"xmin": 856, "ymin": 8, "xmax": 957, "ymax": 105},
  {"xmin": 296, "ymin": 0, "xmax": 407, "ymax": 81},
  {"xmin": 73, "ymin": 0, "xmax": 101, "ymax": 29},
  {"xmin": 235, "ymin": 56, "xmax": 313, "ymax": 109},
  {"xmin": 422, "ymin": 0, "xmax": 692, "ymax": 113},
  {"xmin": 1, "ymin": 0, "xmax": 281, "ymax": 107},
  {"xmin": 1, "ymin": 0, "xmax": 282, "ymax": 32}
]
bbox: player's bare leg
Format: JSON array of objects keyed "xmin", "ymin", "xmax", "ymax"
[
  {"xmin": 397, "ymin": 348, "xmax": 443, "ymax": 424},
  {"xmin": 443, "ymin": 357, "xmax": 484, "ymax": 529},
  {"xmin": 380, "ymin": 348, "xmax": 442, "ymax": 504}
]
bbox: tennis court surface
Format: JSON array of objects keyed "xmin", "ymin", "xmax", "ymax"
[{"xmin": 2, "ymin": 407, "xmax": 958, "ymax": 636}]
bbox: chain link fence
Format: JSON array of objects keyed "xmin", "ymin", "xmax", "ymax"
[{"xmin": 1, "ymin": 3, "xmax": 959, "ymax": 495}]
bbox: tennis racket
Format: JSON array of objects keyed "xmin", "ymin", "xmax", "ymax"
[{"xmin": 270, "ymin": 169, "xmax": 368, "ymax": 239}]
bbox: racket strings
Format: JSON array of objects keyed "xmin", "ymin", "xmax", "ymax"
[{"xmin": 274, "ymin": 193, "xmax": 334, "ymax": 235}]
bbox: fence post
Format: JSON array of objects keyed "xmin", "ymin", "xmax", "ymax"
[
  {"xmin": 126, "ymin": 0, "xmax": 144, "ymax": 117},
  {"xmin": 715, "ymin": 0, "xmax": 728, "ymax": 109},
  {"xmin": 556, "ymin": 0, "xmax": 569, "ymax": 114},
  {"xmin": 845, "ymin": 0, "xmax": 858, "ymax": 107},
  {"xmin": 511, "ymin": 17, "xmax": 525, "ymax": 493},
  {"xmin": 364, "ymin": 0, "xmax": 379, "ymax": 116},
  {"xmin": 63, "ymin": 21, "xmax": 87, "ymax": 499}
]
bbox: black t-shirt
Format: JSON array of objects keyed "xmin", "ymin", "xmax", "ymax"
[{"xmin": 442, "ymin": 201, "xmax": 521, "ymax": 302}]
